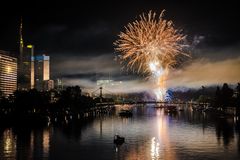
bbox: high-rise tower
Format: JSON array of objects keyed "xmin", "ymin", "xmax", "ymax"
[
  {"xmin": 34, "ymin": 54, "xmax": 50, "ymax": 90},
  {"xmin": 17, "ymin": 18, "xmax": 35, "ymax": 90}
]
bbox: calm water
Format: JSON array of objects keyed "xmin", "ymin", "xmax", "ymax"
[{"xmin": 0, "ymin": 105, "xmax": 240, "ymax": 160}]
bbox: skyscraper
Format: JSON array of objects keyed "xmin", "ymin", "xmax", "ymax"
[
  {"xmin": 18, "ymin": 19, "xmax": 35, "ymax": 90},
  {"xmin": 18, "ymin": 45, "xmax": 35, "ymax": 90},
  {"xmin": 34, "ymin": 55, "xmax": 52, "ymax": 91},
  {"xmin": 0, "ymin": 51, "xmax": 17, "ymax": 97},
  {"xmin": 56, "ymin": 78, "xmax": 63, "ymax": 91}
]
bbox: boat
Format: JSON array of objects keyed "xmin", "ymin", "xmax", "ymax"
[
  {"xmin": 114, "ymin": 135, "xmax": 125, "ymax": 145},
  {"xmin": 165, "ymin": 106, "xmax": 177, "ymax": 113},
  {"xmin": 153, "ymin": 105, "xmax": 165, "ymax": 109},
  {"xmin": 178, "ymin": 107, "xmax": 184, "ymax": 111},
  {"xmin": 119, "ymin": 109, "xmax": 133, "ymax": 117}
]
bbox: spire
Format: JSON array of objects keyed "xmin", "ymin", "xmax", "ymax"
[
  {"xmin": 19, "ymin": 17, "xmax": 24, "ymax": 54},
  {"xmin": 18, "ymin": 17, "xmax": 24, "ymax": 87}
]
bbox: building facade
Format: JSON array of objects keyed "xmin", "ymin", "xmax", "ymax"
[
  {"xmin": 34, "ymin": 55, "xmax": 50, "ymax": 91},
  {"xmin": 55, "ymin": 78, "xmax": 63, "ymax": 91},
  {"xmin": 43, "ymin": 80, "xmax": 54, "ymax": 91},
  {"xmin": 0, "ymin": 51, "xmax": 17, "ymax": 97},
  {"xmin": 18, "ymin": 45, "xmax": 35, "ymax": 90}
]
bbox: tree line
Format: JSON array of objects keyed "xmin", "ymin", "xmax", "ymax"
[
  {"xmin": 0, "ymin": 86, "xmax": 98, "ymax": 120},
  {"xmin": 173, "ymin": 83, "xmax": 240, "ymax": 108}
]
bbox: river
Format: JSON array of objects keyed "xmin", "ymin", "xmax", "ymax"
[{"xmin": 0, "ymin": 104, "xmax": 240, "ymax": 160}]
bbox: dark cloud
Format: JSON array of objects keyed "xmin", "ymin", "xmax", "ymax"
[
  {"xmin": 192, "ymin": 42, "xmax": 240, "ymax": 60},
  {"xmin": 1, "ymin": 0, "xmax": 240, "ymax": 52},
  {"xmin": 52, "ymin": 54, "xmax": 119, "ymax": 75},
  {"xmin": 0, "ymin": 0, "xmax": 240, "ymax": 90},
  {"xmin": 168, "ymin": 57, "xmax": 240, "ymax": 88}
]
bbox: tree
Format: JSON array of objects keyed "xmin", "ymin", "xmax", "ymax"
[
  {"xmin": 236, "ymin": 83, "xmax": 240, "ymax": 115},
  {"xmin": 221, "ymin": 83, "xmax": 234, "ymax": 108},
  {"xmin": 236, "ymin": 83, "xmax": 240, "ymax": 108},
  {"xmin": 215, "ymin": 86, "xmax": 221, "ymax": 108},
  {"xmin": 197, "ymin": 95, "xmax": 207, "ymax": 104}
]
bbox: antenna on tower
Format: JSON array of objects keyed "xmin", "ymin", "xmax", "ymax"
[
  {"xmin": 19, "ymin": 17, "xmax": 24, "ymax": 54},
  {"xmin": 18, "ymin": 16, "xmax": 24, "ymax": 87}
]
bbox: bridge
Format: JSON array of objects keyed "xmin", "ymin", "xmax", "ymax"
[
  {"xmin": 95, "ymin": 101, "xmax": 206, "ymax": 106},
  {"xmin": 91, "ymin": 86, "xmax": 208, "ymax": 106},
  {"xmin": 91, "ymin": 86, "xmax": 113, "ymax": 101}
]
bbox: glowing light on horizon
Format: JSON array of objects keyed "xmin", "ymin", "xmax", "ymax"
[{"xmin": 114, "ymin": 10, "xmax": 189, "ymax": 100}]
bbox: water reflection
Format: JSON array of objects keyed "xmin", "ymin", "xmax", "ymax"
[
  {"xmin": 0, "ymin": 127, "xmax": 51, "ymax": 160},
  {"xmin": 0, "ymin": 105, "xmax": 240, "ymax": 160},
  {"xmin": 43, "ymin": 130, "xmax": 50, "ymax": 157},
  {"xmin": 151, "ymin": 137, "xmax": 159, "ymax": 159},
  {"xmin": 215, "ymin": 118, "xmax": 235, "ymax": 147},
  {"xmin": 152, "ymin": 109, "xmax": 176, "ymax": 160},
  {"xmin": 1, "ymin": 129, "xmax": 16, "ymax": 158}
]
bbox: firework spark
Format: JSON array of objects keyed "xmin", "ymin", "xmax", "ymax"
[{"xmin": 114, "ymin": 10, "xmax": 189, "ymax": 101}]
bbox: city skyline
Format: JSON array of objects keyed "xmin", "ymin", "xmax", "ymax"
[
  {"xmin": 0, "ymin": 1, "xmax": 240, "ymax": 160},
  {"xmin": 0, "ymin": 0, "xmax": 239, "ymax": 92}
]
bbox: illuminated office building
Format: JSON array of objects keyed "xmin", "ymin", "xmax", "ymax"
[
  {"xmin": 0, "ymin": 51, "xmax": 17, "ymax": 96},
  {"xmin": 43, "ymin": 80, "xmax": 54, "ymax": 91},
  {"xmin": 18, "ymin": 19, "xmax": 34, "ymax": 90},
  {"xmin": 55, "ymin": 78, "xmax": 63, "ymax": 90},
  {"xmin": 97, "ymin": 79, "xmax": 113, "ymax": 87},
  {"xmin": 34, "ymin": 55, "xmax": 51, "ymax": 91},
  {"xmin": 18, "ymin": 45, "xmax": 35, "ymax": 90}
]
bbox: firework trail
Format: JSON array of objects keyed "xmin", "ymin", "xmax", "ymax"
[{"xmin": 114, "ymin": 10, "xmax": 189, "ymax": 101}]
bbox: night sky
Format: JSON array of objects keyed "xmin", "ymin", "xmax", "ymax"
[{"xmin": 0, "ymin": 0, "xmax": 239, "ymax": 90}]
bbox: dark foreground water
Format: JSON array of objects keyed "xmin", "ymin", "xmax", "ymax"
[{"xmin": 0, "ymin": 105, "xmax": 240, "ymax": 160}]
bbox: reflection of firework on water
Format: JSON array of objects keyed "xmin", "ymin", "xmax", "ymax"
[{"xmin": 114, "ymin": 10, "xmax": 189, "ymax": 101}]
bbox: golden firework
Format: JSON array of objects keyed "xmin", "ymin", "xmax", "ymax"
[
  {"xmin": 114, "ymin": 10, "xmax": 189, "ymax": 75},
  {"xmin": 114, "ymin": 10, "xmax": 189, "ymax": 101}
]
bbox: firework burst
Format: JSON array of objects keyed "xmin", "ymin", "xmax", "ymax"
[{"xmin": 114, "ymin": 10, "xmax": 189, "ymax": 101}]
